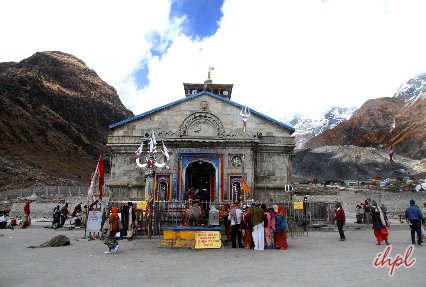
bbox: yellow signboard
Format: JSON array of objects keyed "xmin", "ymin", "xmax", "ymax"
[
  {"xmin": 293, "ymin": 202, "xmax": 304, "ymax": 209},
  {"xmin": 137, "ymin": 201, "xmax": 147, "ymax": 210},
  {"xmin": 195, "ymin": 231, "xmax": 222, "ymax": 249}
]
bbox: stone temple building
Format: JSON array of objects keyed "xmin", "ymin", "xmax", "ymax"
[{"xmin": 106, "ymin": 75, "xmax": 296, "ymax": 201}]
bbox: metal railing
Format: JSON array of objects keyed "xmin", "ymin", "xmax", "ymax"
[{"xmin": 106, "ymin": 200, "xmax": 337, "ymax": 238}]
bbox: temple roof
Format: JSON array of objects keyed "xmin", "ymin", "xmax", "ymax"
[{"xmin": 109, "ymin": 91, "xmax": 295, "ymax": 132}]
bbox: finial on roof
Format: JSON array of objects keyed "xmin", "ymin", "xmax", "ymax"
[{"xmin": 206, "ymin": 66, "xmax": 213, "ymax": 84}]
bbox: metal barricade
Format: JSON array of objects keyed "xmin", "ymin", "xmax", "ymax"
[{"xmin": 110, "ymin": 200, "xmax": 336, "ymax": 238}]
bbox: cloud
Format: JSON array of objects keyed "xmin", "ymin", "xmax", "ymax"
[
  {"xmin": 2, "ymin": 0, "xmax": 426, "ymax": 122},
  {"xmin": 133, "ymin": 0, "xmax": 426, "ymax": 120},
  {"xmin": 0, "ymin": 0, "xmax": 178, "ymax": 109}
]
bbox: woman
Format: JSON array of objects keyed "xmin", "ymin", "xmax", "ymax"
[
  {"xmin": 241, "ymin": 206, "xmax": 252, "ymax": 249},
  {"xmin": 52, "ymin": 205, "xmax": 61, "ymax": 228},
  {"xmin": 265, "ymin": 207, "xmax": 276, "ymax": 249},
  {"xmin": 371, "ymin": 200, "xmax": 389, "ymax": 245},
  {"xmin": 275, "ymin": 205, "xmax": 288, "ymax": 250},
  {"xmin": 104, "ymin": 207, "xmax": 120, "ymax": 254},
  {"xmin": 81, "ymin": 205, "xmax": 87, "ymax": 227},
  {"xmin": 20, "ymin": 202, "xmax": 31, "ymax": 229},
  {"xmin": 223, "ymin": 204, "xmax": 231, "ymax": 242}
]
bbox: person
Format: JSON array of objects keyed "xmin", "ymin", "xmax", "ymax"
[
  {"xmin": 273, "ymin": 205, "xmax": 278, "ymax": 216},
  {"xmin": 265, "ymin": 207, "xmax": 276, "ymax": 249},
  {"xmin": 371, "ymin": 200, "xmax": 389, "ymax": 245},
  {"xmin": 331, "ymin": 202, "xmax": 345, "ymax": 241},
  {"xmin": 127, "ymin": 202, "xmax": 136, "ymax": 240},
  {"xmin": 275, "ymin": 205, "xmax": 288, "ymax": 250},
  {"xmin": 60, "ymin": 203, "xmax": 69, "ymax": 227},
  {"xmin": 223, "ymin": 204, "xmax": 231, "ymax": 242},
  {"xmin": 81, "ymin": 205, "xmax": 87, "ymax": 227},
  {"xmin": 72, "ymin": 203, "xmax": 82, "ymax": 217},
  {"xmin": 381, "ymin": 204, "xmax": 388, "ymax": 222},
  {"xmin": 121, "ymin": 205, "xmax": 129, "ymax": 238},
  {"xmin": 389, "ymin": 145, "xmax": 395, "ymax": 163},
  {"xmin": 263, "ymin": 205, "xmax": 269, "ymax": 248},
  {"xmin": 228, "ymin": 202, "xmax": 243, "ymax": 248},
  {"xmin": 241, "ymin": 206, "xmax": 252, "ymax": 249},
  {"xmin": 405, "ymin": 199, "xmax": 423, "ymax": 246},
  {"xmin": 364, "ymin": 200, "xmax": 370, "ymax": 224},
  {"xmin": 359, "ymin": 204, "xmax": 365, "ymax": 224},
  {"xmin": 104, "ymin": 207, "xmax": 120, "ymax": 254},
  {"xmin": 421, "ymin": 201, "xmax": 426, "ymax": 243},
  {"xmin": 20, "ymin": 202, "xmax": 31, "ymax": 229},
  {"xmin": 354, "ymin": 204, "xmax": 359, "ymax": 220},
  {"xmin": 251, "ymin": 201, "xmax": 265, "ymax": 250},
  {"xmin": 0, "ymin": 213, "xmax": 9, "ymax": 229},
  {"xmin": 52, "ymin": 205, "xmax": 61, "ymax": 228}
]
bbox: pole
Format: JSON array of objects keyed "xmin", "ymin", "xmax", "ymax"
[{"xmin": 242, "ymin": 124, "xmax": 246, "ymax": 200}]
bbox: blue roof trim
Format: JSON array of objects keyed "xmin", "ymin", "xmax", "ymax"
[{"xmin": 109, "ymin": 91, "xmax": 295, "ymax": 132}]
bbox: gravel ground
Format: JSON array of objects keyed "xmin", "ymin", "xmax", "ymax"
[{"xmin": 0, "ymin": 221, "xmax": 424, "ymax": 287}]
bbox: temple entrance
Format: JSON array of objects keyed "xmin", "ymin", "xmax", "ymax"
[
  {"xmin": 231, "ymin": 181, "xmax": 241, "ymax": 202},
  {"xmin": 185, "ymin": 160, "xmax": 215, "ymax": 200}
]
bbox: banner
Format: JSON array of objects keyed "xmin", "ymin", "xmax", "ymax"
[
  {"xmin": 88, "ymin": 154, "xmax": 104, "ymax": 201},
  {"xmin": 195, "ymin": 231, "xmax": 221, "ymax": 249}
]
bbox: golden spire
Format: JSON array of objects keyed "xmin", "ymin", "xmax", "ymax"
[{"xmin": 206, "ymin": 66, "xmax": 213, "ymax": 84}]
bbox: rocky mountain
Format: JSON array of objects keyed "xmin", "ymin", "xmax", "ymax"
[
  {"xmin": 0, "ymin": 51, "xmax": 134, "ymax": 190},
  {"xmin": 304, "ymin": 77, "xmax": 426, "ymax": 160},
  {"xmin": 281, "ymin": 106, "xmax": 357, "ymax": 149},
  {"xmin": 293, "ymin": 145, "xmax": 426, "ymax": 181}
]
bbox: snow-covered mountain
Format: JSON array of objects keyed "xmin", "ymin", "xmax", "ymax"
[
  {"xmin": 281, "ymin": 106, "xmax": 358, "ymax": 149},
  {"xmin": 393, "ymin": 77, "xmax": 426, "ymax": 102}
]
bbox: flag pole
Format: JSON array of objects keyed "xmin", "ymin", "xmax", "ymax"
[{"xmin": 240, "ymin": 106, "xmax": 250, "ymax": 200}]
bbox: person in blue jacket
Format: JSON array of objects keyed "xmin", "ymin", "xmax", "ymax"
[{"xmin": 405, "ymin": 200, "xmax": 424, "ymax": 246}]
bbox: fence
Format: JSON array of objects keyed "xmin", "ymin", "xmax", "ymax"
[
  {"xmin": 108, "ymin": 200, "xmax": 336, "ymax": 238},
  {"xmin": 0, "ymin": 186, "xmax": 110, "ymax": 201}
]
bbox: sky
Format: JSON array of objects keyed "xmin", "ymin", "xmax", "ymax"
[{"xmin": 1, "ymin": 0, "xmax": 426, "ymax": 121}]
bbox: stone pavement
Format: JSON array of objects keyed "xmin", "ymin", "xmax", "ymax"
[{"xmin": 0, "ymin": 222, "xmax": 424, "ymax": 287}]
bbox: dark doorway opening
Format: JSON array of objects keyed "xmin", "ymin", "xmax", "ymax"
[{"xmin": 185, "ymin": 160, "xmax": 215, "ymax": 200}]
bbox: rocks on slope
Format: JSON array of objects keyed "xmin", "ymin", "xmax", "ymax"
[
  {"xmin": 0, "ymin": 51, "xmax": 134, "ymax": 190},
  {"xmin": 293, "ymin": 145, "xmax": 426, "ymax": 180}
]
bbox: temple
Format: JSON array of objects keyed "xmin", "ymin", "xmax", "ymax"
[{"xmin": 106, "ymin": 72, "xmax": 296, "ymax": 201}]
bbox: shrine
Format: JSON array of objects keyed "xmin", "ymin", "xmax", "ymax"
[{"xmin": 106, "ymin": 71, "xmax": 296, "ymax": 201}]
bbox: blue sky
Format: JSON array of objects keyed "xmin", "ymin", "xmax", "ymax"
[
  {"xmin": 1, "ymin": 0, "xmax": 426, "ymax": 120},
  {"xmin": 135, "ymin": 0, "xmax": 225, "ymax": 90}
]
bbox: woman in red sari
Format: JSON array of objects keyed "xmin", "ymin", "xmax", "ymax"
[
  {"xmin": 241, "ymin": 206, "xmax": 253, "ymax": 249},
  {"xmin": 275, "ymin": 205, "xmax": 288, "ymax": 250}
]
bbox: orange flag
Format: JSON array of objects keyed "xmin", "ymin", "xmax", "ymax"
[{"xmin": 242, "ymin": 174, "xmax": 250, "ymax": 199}]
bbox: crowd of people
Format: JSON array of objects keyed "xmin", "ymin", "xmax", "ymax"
[
  {"xmin": 334, "ymin": 199, "xmax": 426, "ymax": 246},
  {"xmin": 220, "ymin": 201, "xmax": 288, "ymax": 251}
]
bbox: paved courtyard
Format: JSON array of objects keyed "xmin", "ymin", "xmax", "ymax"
[{"xmin": 0, "ymin": 223, "xmax": 424, "ymax": 287}]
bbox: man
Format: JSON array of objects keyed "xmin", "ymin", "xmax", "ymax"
[
  {"xmin": 60, "ymin": 203, "xmax": 69, "ymax": 228},
  {"xmin": 228, "ymin": 202, "xmax": 243, "ymax": 248},
  {"xmin": 359, "ymin": 203, "xmax": 365, "ymax": 224},
  {"xmin": 332, "ymin": 202, "xmax": 346, "ymax": 241},
  {"xmin": 251, "ymin": 201, "xmax": 265, "ymax": 250},
  {"xmin": 405, "ymin": 199, "xmax": 423, "ymax": 246},
  {"xmin": 371, "ymin": 200, "xmax": 389, "ymax": 245},
  {"xmin": 364, "ymin": 200, "xmax": 370, "ymax": 224}
]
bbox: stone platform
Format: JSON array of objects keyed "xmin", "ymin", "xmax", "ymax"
[{"xmin": 158, "ymin": 226, "xmax": 223, "ymax": 249}]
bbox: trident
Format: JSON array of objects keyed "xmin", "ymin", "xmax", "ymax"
[{"xmin": 240, "ymin": 106, "xmax": 250, "ymax": 199}]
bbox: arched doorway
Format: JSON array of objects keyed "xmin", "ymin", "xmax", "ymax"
[
  {"xmin": 231, "ymin": 181, "xmax": 242, "ymax": 202},
  {"xmin": 185, "ymin": 160, "xmax": 216, "ymax": 201}
]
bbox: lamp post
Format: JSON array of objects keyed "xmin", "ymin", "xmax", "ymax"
[
  {"xmin": 135, "ymin": 131, "xmax": 170, "ymax": 238},
  {"xmin": 240, "ymin": 106, "xmax": 251, "ymax": 200}
]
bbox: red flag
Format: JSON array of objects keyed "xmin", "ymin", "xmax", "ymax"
[{"xmin": 96, "ymin": 154, "xmax": 104, "ymax": 199}]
